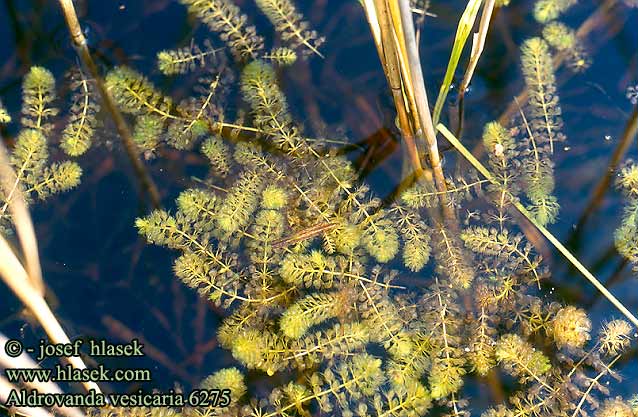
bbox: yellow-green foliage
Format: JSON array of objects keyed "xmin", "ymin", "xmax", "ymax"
[
  {"xmin": 21, "ymin": 66, "xmax": 59, "ymax": 133},
  {"xmin": 106, "ymin": 66, "xmax": 173, "ymax": 119},
  {"xmin": 61, "ymin": 73, "xmax": 100, "ymax": 156},
  {"xmin": 3, "ymin": 4, "xmax": 631, "ymax": 416},
  {"xmin": 255, "ymin": 0, "xmax": 325, "ymax": 58},
  {"xmin": 240, "ymin": 60, "xmax": 304, "ymax": 153},
  {"xmin": 135, "ymin": 76, "xmax": 444, "ymax": 412},
  {"xmin": 201, "ymin": 136, "xmax": 231, "ymax": 176},
  {"xmin": 279, "ymin": 292, "xmax": 342, "ymax": 338},
  {"xmin": 495, "ymin": 334, "xmax": 551, "ymax": 382},
  {"xmin": 261, "ymin": 185, "xmax": 287, "ymax": 209},
  {"xmin": 157, "ymin": 39, "xmax": 218, "ymax": 75},
  {"xmin": 520, "ymin": 37, "xmax": 565, "ymax": 154},
  {"xmin": 1, "ymin": 67, "xmax": 82, "ymax": 231},
  {"xmin": 216, "ymin": 170, "xmax": 264, "ymax": 234},
  {"xmin": 127, "ymin": 2, "xmax": 634, "ymax": 415},
  {"xmin": 179, "ymin": 0, "xmax": 264, "ymax": 60},
  {"xmin": 533, "ymin": 0, "xmax": 578, "ymax": 23},
  {"xmin": 262, "ymin": 47, "xmax": 298, "ymax": 66},
  {"xmin": 519, "ymin": 37, "xmax": 564, "ymax": 226},
  {"xmin": 132, "ymin": 114, "xmax": 163, "ymax": 152},
  {"xmin": 550, "ymin": 305, "xmax": 591, "ymax": 349},
  {"xmin": 542, "ymin": 21, "xmax": 590, "ymax": 72},
  {"xmin": 199, "ymin": 367, "xmax": 246, "ymax": 405},
  {"xmin": 106, "ymin": 65, "xmax": 212, "ymax": 151},
  {"xmin": 614, "ymin": 163, "xmax": 638, "ymax": 271},
  {"xmin": 0, "ymin": 99, "xmax": 10, "ymax": 123},
  {"xmin": 391, "ymin": 203, "xmax": 431, "ymax": 272},
  {"xmin": 482, "ymin": 122, "xmax": 520, "ymax": 228}
]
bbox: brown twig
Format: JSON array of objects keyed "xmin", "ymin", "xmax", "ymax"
[
  {"xmin": 572, "ymin": 106, "xmax": 638, "ymax": 235},
  {"xmin": 56, "ymin": 0, "xmax": 161, "ymax": 209},
  {"xmin": 101, "ymin": 315, "xmax": 197, "ymax": 385}
]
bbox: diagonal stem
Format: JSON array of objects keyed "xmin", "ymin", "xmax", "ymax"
[
  {"xmin": 437, "ymin": 123, "xmax": 638, "ymax": 328},
  {"xmin": 56, "ymin": 0, "xmax": 161, "ymax": 208}
]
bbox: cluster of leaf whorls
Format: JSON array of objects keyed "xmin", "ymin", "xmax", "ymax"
[
  {"xmin": 0, "ymin": 67, "xmax": 91, "ymax": 233},
  {"xmin": 123, "ymin": 0, "xmax": 636, "ymax": 416}
]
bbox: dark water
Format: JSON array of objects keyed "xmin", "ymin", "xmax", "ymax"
[{"xmin": 1, "ymin": 0, "xmax": 637, "ymax": 407}]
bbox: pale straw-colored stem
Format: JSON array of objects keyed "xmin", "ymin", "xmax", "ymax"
[
  {"xmin": 437, "ymin": 123, "xmax": 638, "ymax": 328},
  {"xmin": 458, "ymin": 0, "xmax": 495, "ymax": 98},
  {"xmin": 0, "ymin": 236, "xmax": 102, "ymax": 394},
  {"xmin": 0, "ymin": 334, "xmax": 86, "ymax": 417}
]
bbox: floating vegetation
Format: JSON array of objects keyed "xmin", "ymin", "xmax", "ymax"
[
  {"xmin": 615, "ymin": 163, "xmax": 638, "ymax": 271},
  {"xmin": 179, "ymin": 0, "xmax": 265, "ymax": 60},
  {"xmin": 157, "ymin": 39, "xmax": 220, "ymax": 75},
  {"xmin": 0, "ymin": 1, "xmax": 635, "ymax": 417},
  {"xmin": 1, "ymin": 66, "xmax": 82, "ymax": 232},
  {"xmin": 542, "ymin": 21, "xmax": 590, "ymax": 72},
  {"xmin": 61, "ymin": 70, "xmax": 100, "ymax": 156},
  {"xmin": 533, "ymin": 0, "xmax": 578, "ymax": 23},
  {"xmin": 255, "ymin": 0, "xmax": 325, "ymax": 57}
]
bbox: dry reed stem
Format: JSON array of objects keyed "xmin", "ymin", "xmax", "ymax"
[
  {"xmin": 368, "ymin": 0, "xmax": 424, "ymax": 176},
  {"xmin": 458, "ymin": 0, "xmax": 495, "ymax": 98},
  {"xmin": 363, "ymin": 0, "xmax": 459, "ymax": 226},
  {"xmin": 0, "ymin": 235, "xmax": 101, "ymax": 394}
]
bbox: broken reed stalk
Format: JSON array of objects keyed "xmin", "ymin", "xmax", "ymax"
[
  {"xmin": 437, "ymin": 123, "xmax": 638, "ymax": 328},
  {"xmin": 367, "ymin": 0, "xmax": 424, "ymax": 177},
  {"xmin": 56, "ymin": 0, "xmax": 161, "ymax": 209},
  {"xmin": 364, "ymin": 0, "xmax": 457, "ymax": 225},
  {"xmin": 0, "ymin": 333, "xmax": 86, "ymax": 417},
  {"xmin": 396, "ymin": 0, "xmax": 447, "ymax": 190},
  {"xmin": 458, "ymin": 0, "xmax": 495, "ymax": 99}
]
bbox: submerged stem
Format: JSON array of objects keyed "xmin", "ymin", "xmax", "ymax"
[{"xmin": 56, "ymin": 0, "xmax": 161, "ymax": 208}]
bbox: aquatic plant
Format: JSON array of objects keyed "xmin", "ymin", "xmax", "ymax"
[
  {"xmin": 130, "ymin": 19, "xmax": 633, "ymax": 416},
  {"xmin": 61, "ymin": 70, "xmax": 101, "ymax": 156},
  {"xmin": 614, "ymin": 163, "xmax": 638, "ymax": 271},
  {"xmin": 179, "ymin": 0, "xmax": 265, "ymax": 60},
  {"xmin": 542, "ymin": 21, "xmax": 590, "ymax": 72},
  {"xmin": 0, "ymin": 66, "xmax": 83, "ymax": 232},
  {"xmin": 1, "ymin": 0, "xmax": 634, "ymax": 416},
  {"xmin": 0, "ymin": 99, "xmax": 10, "ymax": 124},
  {"xmin": 255, "ymin": 0, "xmax": 325, "ymax": 57},
  {"xmin": 157, "ymin": 39, "xmax": 220, "ymax": 75},
  {"xmin": 533, "ymin": 0, "xmax": 578, "ymax": 23}
]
